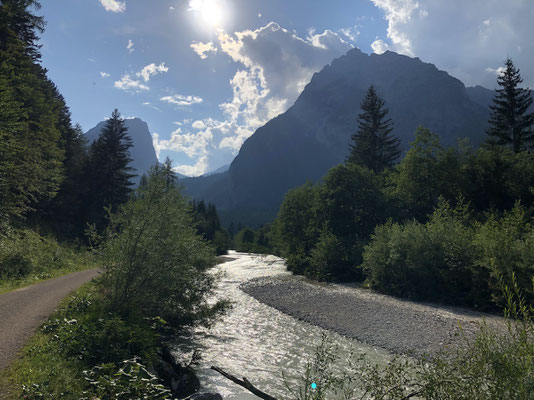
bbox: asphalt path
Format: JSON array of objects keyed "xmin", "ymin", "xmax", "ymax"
[{"xmin": 0, "ymin": 269, "xmax": 100, "ymax": 371}]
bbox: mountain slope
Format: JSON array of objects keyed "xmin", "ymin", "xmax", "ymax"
[
  {"xmin": 184, "ymin": 49, "xmax": 494, "ymax": 227},
  {"xmin": 85, "ymin": 118, "xmax": 158, "ymax": 185}
]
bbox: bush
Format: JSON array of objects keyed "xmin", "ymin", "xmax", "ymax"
[
  {"xmin": 0, "ymin": 228, "xmax": 92, "ymax": 281},
  {"xmin": 473, "ymin": 203, "xmax": 534, "ymax": 307},
  {"xmin": 363, "ymin": 199, "xmax": 477, "ymax": 305},
  {"xmin": 364, "ymin": 199, "xmax": 534, "ymax": 309},
  {"xmin": 308, "ymin": 230, "xmax": 353, "ymax": 281},
  {"xmin": 97, "ymin": 164, "xmax": 228, "ymax": 328}
]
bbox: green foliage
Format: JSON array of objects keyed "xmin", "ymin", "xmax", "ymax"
[
  {"xmin": 0, "ymin": 228, "xmax": 95, "ymax": 290},
  {"xmin": 347, "ymin": 85, "xmax": 401, "ymax": 173},
  {"xmin": 86, "ymin": 109, "xmax": 136, "ymax": 231},
  {"xmin": 1, "ymin": 282, "xmax": 170, "ymax": 399},
  {"xmin": 308, "ymin": 230, "xmax": 347, "ymax": 281},
  {"xmin": 0, "ymin": 0, "xmax": 75, "ymax": 224},
  {"xmin": 275, "ymin": 183, "xmax": 320, "ymax": 261},
  {"xmin": 234, "ymin": 227, "xmax": 255, "ymax": 252},
  {"xmin": 364, "ymin": 199, "xmax": 534, "ymax": 309},
  {"xmin": 98, "ymin": 163, "xmax": 227, "ymax": 327},
  {"xmin": 364, "ymin": 199, "xmax": 476, "ymax": 304},
  {"xmin": 191, "ymin": 198, "xmax": 230, "ymax": 255},
  {"xmin": 81, "ymin": 359, "xmax": 171, "ymax": 400},
  {"xmin": 473, "ymin": 204, "xmax": 534, "ymax": 307},
  {"xmin": 462, "ymin": 146, "xmax": 534, "ymax": 212},
  {"xmin": 487, "ymin": 58, "xmax": 534, "ymax": 153},
  {"xmin": 390, "ymin": 126, "xmax": 468, "ymax": 221}
]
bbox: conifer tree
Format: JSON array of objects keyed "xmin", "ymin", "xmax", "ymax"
[
  {"xmin": 0, "ymin": 0, "xmax": 65, "ymax": 223},
  {"xmin": 487, "ymin": 58, "xmax": 534, "ymax": 153},
  {"xmin": 347, "ymin": 85, "xmax": 401, "ymax": 173},
  {"xmin": 86, "ymin": 109, "xmax": 136, "ymax": 230}
]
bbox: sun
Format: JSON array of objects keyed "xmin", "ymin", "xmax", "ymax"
[{"xmin": 189, "ymin": 0, "xmax": 225, "ymax": 29}]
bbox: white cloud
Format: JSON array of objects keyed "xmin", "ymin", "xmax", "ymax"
[
  {"xmin": 371, "ymin": 38, "xmax": 390, "ymax": 54},
  {"xmin": 340, "ymin": 26, "xmax": 360, "ymax": 42},
  {"xmin": 190, "ymin": 41, "xmax": 218, "ymax": 59},
  {"xmin": 158, "ymin": 21, "xmax": 352, "ymax": 169},
  {"xmin": 192, "ymin": 120, "xmax": 206, "ymax": 129},
  {"xmin": 100, "ymin": 71, "xmax": 110, "ymax": 78},
  {"xmin": 137, "ymin": 62, "xmax": 168, "ymax": 82},
  {"xmin": 114, "ymin": 74, "xmax": 149, "ymax": 92},
  {"xmin": 127, "ymin": 39, "xmax": 134, "ymax": 53},
  {"xmin": 114, "ymin": 62, "xmax": 168, "ymax": 93},
  {"xmin": 213, "ymin": 22, "xmax": 353, "ymax": 150},
  {"xmin": 99, "ymin": 0, "xmax": 126, "ymax": 13},
  {"xmin": 370, "ymin": 0, "xmax": 534, "ymax": 88},
  {"xmin": 160, "ymin": 94, "xmax": 203, "ymax": 106},
  {"xmin": 153, "ymin": 124, "xmax": 215, "ymax": 176},
  {"xmin": 173, "ymin": 156, "xmax": 209, "ymax": 177}
]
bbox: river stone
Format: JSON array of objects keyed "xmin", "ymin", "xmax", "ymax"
[{"xmin": 185, "ymin": 393, "xmax": 223, "ymax": 400}]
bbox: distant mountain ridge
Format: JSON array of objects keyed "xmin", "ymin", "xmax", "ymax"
[
  {"xmin": 182, "ymin": 48, "xmax": 503, "ymax": 227},
  {"xmin": 85, "ymin": 118, "xmax": 159, "ymax": 185}
]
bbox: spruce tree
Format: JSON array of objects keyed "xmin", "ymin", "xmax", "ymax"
[
  {"xmin": 487, "ymin": 58, "xmax": 534, "ymax": 153},
  {"xmin": 347, "ymin": 85, "xmax": 401, "ymax": 173},
  {"xmin": 86, "ymin": 109, "xmax": 136, "ymax": 230},
  {"xmin": 0, "ymin": 0, "xmax": 65, "ymax": 223}
]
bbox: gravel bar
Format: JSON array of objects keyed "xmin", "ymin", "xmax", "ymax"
[{"xmin": 241, "ymin": 276, "xmax": 504, "ymax": 356}]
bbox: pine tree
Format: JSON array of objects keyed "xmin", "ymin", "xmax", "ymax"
[
  {"xmin": 487, "ymin": 58, "xmax": 534, "ymax": 153},
  {"xmin": 0, "ymin": 0, "xmax": 65, "ymax": 223},
  {"xmin": 86, "ymin": 109, "xmax": 136, "ymax": 230},
  {"xmin": 347, "ymin": 85, "xmax": 401, "ymax": 173}
]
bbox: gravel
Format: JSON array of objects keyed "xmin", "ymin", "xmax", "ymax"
[{"xmin": 241, "ymin": 276, "xmax": 504, "ymax": 356}]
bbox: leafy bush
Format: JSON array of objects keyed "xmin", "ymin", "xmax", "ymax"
[
  {"xmin": 97, "ymin": 164, "xmax": 228, "ymax": 328},
  {"xmin": 81, "ymin": 359, "xmax": 171, "ymax": 400},
  {"xmin": 364, "ymin": 199, "xmax": 476, "ymax": 304},
  {"xmin": 473, "ymin": 203, "xmax": 534, "ymax": 307},
  {"xmin": 364, "ymin": 199, "xmax": 534, "ymax": 309},
  {"xmin": 0, "ymin": 228, "xmax": 93, "ymax": 282}
]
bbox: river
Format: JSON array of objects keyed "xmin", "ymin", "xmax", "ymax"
[{"xmin": 173, "ymin": 251, "xmax": 391, "ymax": 399}]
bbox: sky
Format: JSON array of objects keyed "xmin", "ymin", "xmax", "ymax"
[{"xmin": 39, "ymin": 0, "xmax": 534, "ymax": 176}]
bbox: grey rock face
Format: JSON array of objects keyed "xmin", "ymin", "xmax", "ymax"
[
  {"xmin": 185, "ymin": 49, "xmax": 494, "ymax": 226},
  {"xmin": 85, "ymin": 117, "xmax": 158, "ymax": 185}
]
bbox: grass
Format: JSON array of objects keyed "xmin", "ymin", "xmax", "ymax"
[
  {"xmin": 0, "ymin": 283, "xmax": 94, "ymax": 399},
  {"xmin": 0, "ymin": 280, "xmax": 166, "ymax": 399},
  {"xmin": 0, "ymin": 229, "xmax": 97, "ymax": 295}
]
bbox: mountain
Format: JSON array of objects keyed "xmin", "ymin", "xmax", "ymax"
[
  {"xmin": 203, "ymin": 164, "xmax": 230, "ymax": 177},
  {"xmin": 183, "ymin": 49, "xmax": 498, "ymax": 227},
  {"xmin": 85, "ymin": 118, "xmax": 158, "ymax": 185}
]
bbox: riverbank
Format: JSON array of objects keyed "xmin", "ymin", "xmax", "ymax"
[{"xmin": 241, "ymin": 275, "xmax": 504, "ymax": 356}]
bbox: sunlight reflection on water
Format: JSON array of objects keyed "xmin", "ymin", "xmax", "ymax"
[{"xmin": 173, "ymin": 251, "xmax": 390, "ymax": 399}]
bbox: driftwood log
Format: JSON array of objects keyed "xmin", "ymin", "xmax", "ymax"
[{"xmin": 211, "ymin": 366, "xmax": 278, "ymax": 400}]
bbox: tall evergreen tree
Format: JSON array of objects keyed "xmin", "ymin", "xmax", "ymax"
[
  {"xmin": 487, "ymin": 58, "xmax": 534, "ymax": 153},
  {"xmin": 347, "ymin": 85, "xmax": 401, "ymax": 173},
  {"xmin": 0, "ymin": 0, "xmax": 65, "ymax": 224},
  {"xmin": 86, "ymin": 109, "xmax": 136, "ymax": 230}
]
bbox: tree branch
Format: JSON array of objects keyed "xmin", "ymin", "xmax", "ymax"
[{"xmin": 211, "ymin": 366, "xmax": 278, "ymax": 400}]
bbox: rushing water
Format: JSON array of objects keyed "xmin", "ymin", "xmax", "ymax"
[{"xmin": 173, "ymin": 251, "xmax": 391, "ymax": 399}]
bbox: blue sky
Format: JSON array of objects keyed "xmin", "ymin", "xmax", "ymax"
[{"xmin": 39, "ymin": 0, "xmax": 534, "ymax": 176}]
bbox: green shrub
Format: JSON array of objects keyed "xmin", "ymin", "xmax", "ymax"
[
  {"xmin": 97, "ymin": 164, "xmax": 228, "ymax": 328},
  {"xmin": 81, "ymin": 359, "xmax": 171, "ymax": 400},
  {"xmin": 308, "ymin": 230, "xmax": 355, "ymax": 281},
  {"xmin": 364, "ymin": 199, "xmax": 476, "ymax": 303},
  {"xmin": 473, "ymin": 203, "xmax": 534, "ymax": 307},
  {"xmin": 0, "ymin": 229, "xmax": 92, "ymax": 282}
]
